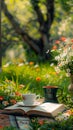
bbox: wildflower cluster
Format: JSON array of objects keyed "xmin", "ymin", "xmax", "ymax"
[
  {"xmin": 52, "ymin": 37, "xmax": 73, "ymax": 75},
  {"xmin": 30, "ymin": 117, "xmax": 46, "ymax": 130},
  {"xmin": 0, "ymin": 79, "xmax": 25, "ymax": 109},
  {"xmin": 30, "ymin": 116, "xmax": 73, "ymax": 130}
]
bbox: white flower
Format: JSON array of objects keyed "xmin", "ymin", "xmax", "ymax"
[
  {"xmin": 55, "ymin": 67, "xmax": 61, "ymax": 73},
  {"xmin": 54, "ymin": 37, "xmax": 73, "ymax": 74},
  {"xmin": 34, "ymin": 64, "xmax": 39, "ymax": 68},
  {"xmin": 50, "ymin": 63, "xmax": 54, "ymax": 66},
  {"xmin": 18, "ymin": 63, "xmax": 24, "ymax": 66},
  {"xmin": 66, "ymin": 69, "xmax": 70, "ymax": 73}
]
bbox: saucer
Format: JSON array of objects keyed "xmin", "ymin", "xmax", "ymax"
[{"xmin": 17, "ymin": 101, "xmax": 42, "ymax": 107}]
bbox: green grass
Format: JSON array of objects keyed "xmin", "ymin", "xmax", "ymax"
[
  {"xmin": 0, "ymin": 61, "xmax": 73, "ymax": 108},
  {"xmin": 1, "ymin": 62, "xmax": 70, "ymax": 94}
]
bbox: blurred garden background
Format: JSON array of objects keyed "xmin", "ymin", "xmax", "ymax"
[{"xmin": 0, "ymin": 0, "xmax": 73, "ymax": 109}]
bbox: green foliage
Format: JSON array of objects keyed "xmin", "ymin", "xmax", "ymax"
[
  {"xmin": 30, "ymin": 0, "xmax": 39, "ymax": 5},
  {"xmin": 0, "ymin": 60, "xmax": 73, "ymax": 109},
  {"xmin": 3, "ymin": 126, "xmax": 17, "ymax": 130},
  {"xmin": 1, "ymin": 14, "xmax": 22, "ymax": 56},
  {"xmin": 30, "ymin": 118, "xmax": 40, "ymax": 130},
  {"xmin": 30, "ymin": 116, "xmax": 73, "ymax": 130},
  {"xmin": 59, "ymin": 0, "xmax": 71, "ymax": 12}
]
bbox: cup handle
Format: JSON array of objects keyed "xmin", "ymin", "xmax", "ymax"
[{"xmin": 36, "ymin": 95, "xmax": 40, "ymax": 99}]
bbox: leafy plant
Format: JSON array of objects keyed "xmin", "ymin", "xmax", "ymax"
[
  {"xmin": 3, "ymin": 126, "xmax": 18, "ymax": 130},
  {"xmin": 0, "ymin": 79, "xmax": 30, "ymax": 109},
  {"xmin": 52, "ymin": 37, "xmax": 73, "ymax": 75},
  {"xmin": 30, "ymin": 116, "xmax": 73, "ymax": 130}
]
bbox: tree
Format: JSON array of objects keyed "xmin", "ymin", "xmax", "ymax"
[
  {"xmin": 1, "ymin": 0, "xmax": 73, "ymax": 61},
  {"xmin": 1, "ymin": 0, "xmax": 55, "ymax": 59}
]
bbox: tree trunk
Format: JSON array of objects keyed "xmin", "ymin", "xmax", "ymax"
[{"xmin": 31, "ymin": 0, "xmax": 54, "ymax": 58}]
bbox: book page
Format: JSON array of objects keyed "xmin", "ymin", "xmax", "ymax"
[
  {"xmin": 4, "ymin": 102, "xmax": 65, "ymax": 117},
  {"xmin": 27, "ymin": 103, "xmax": 65, "ymax": 117},
  {"xmin": 4, "ymin": 103, "xmax": 34, "ymax": 115}
]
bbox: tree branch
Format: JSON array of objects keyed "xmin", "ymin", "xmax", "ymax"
[
  {"xmin": 46, "ymin": 0, "xmax": 54, "ymax": 30},
  {"xmin": 30, "ymin": 0, "xmax": 44, "ymax": 27},
  {"xmin": 1, "ymin": 0, "xmax": 41, "ymax": 54}
]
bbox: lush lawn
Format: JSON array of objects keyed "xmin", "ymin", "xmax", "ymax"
[{"xmin": 0, "ymin": 60, "xmax": 72, "ymax": 109}]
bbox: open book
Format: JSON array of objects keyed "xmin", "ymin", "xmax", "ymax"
[{"xmin": 3, "ymin": 102, "xmax": 65, "ymax": 118}]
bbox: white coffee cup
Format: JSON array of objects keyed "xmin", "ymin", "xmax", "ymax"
[{"xmin": 22, "ymin": 93, "xmax": 37, "ymax": 106}]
